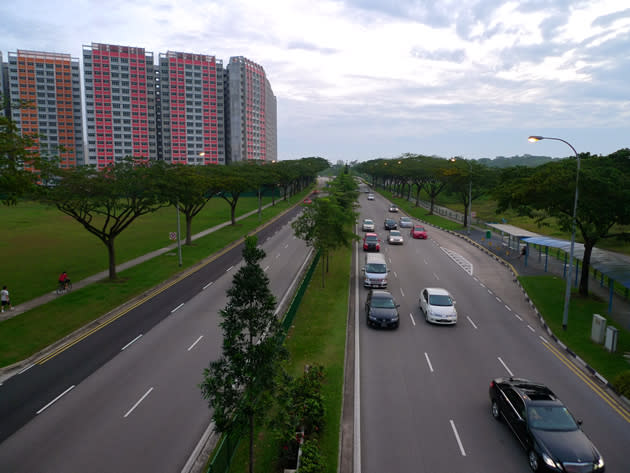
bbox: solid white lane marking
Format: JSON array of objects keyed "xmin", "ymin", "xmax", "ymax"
[
  {"xmin": 514, "ymin": 313, "xmax": 523, "ymax": 321},
  {"xmin": 124, "ymin": 387, "xmax": 154, "ymax": 418},
  {"xmin": 450, "ymin": 420, "xmax": 467, "ymax": 456},
  {"xmin": 409, "ymin": 313, "xmax": 416, "ymax": 326},
  {"xmin": 424, "ymin": 352, "xmax": 434, "ymax": 373},
  {"xmin": 18, "ymin": 364, "xmax": 34, "ymax": 374},
  {"xmin": 466, "ymin": 316, "xmax": 478, "ymax": 329},
  {"xmin": 188, "ymin": 335, "xmax": 204, "ymax": 351},
  {"xmin": 121, "ymin": 334, "xmax": 143, "ymax": 351},
  {"xmin": 37, "ymin": 385, "xmax": 75, "ymax": 414},
  {"xmin": 498, "ymin": 357, "xmax": 514, "ymax": 376},
  {"xmin": 400, "ymin": 287, "xmax": 405, "ymax": 298},
  {"xmin": 202, "ymin": 281, "xmax": 214, "ymax": 289},
  {"xmin": 504, "ymin": 305, "xmax": 512, "ymax": 312},
  {"xmin": 171, "ymin": 303, "xmax": 184, "ymax": 313},
  {"xmin": 527, "ymin": 325, "xmax": 536, "ymax": 333},
  {"xmin": 226, "ymin": 266, "xmax": 233, "ymax": 272}
]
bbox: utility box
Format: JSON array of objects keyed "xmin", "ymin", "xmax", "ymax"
[
  {"xmin": 486, "ymin": 230, "xmax": 491, "ymax": 239},
  {"xmin": 605, "ymin": 326, "xmax": 618, "ymax": 353},
  {"xmin": 591, "ymin": 314, "xmax": 606, "ymax": 344}
]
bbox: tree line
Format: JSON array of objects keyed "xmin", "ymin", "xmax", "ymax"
[{"xmin": 355, "ymin": 151, "xmax": 630, "ymax": 296}]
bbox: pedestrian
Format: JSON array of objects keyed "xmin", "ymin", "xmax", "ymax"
[
  {"xmin": 518, "ymin": 245, "xmax": 527, "ymax": 259},
  {"xmin": 1, "ymin": 285, "xmax": 12, "ymax": 312}
]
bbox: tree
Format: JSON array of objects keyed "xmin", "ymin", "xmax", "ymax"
[
  {"xmin": 217, "ymin": 165, "xmax": 251, "ymax": 225},
  {"xmin": 162, "ymin": 164, "xmax": 220, "ymax": 245},
  {"xmin": 200, "ymin": 236, "xmax": 287, "ymax": 473},
  {"xmin": 40, "ymin": 160, "xmax": 168, "ymax": 280},
  {"xmin": 494, "ymin": 152, "xmax": 630, "ymax": 295}
]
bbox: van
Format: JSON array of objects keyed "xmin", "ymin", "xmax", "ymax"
[{"xmin": 363, "ymin": 253, "xmax": 388, "ymax": 288}]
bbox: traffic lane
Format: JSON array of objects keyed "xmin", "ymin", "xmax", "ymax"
[
  {"xmin": 401, "ymin": 229, "xmax": 630, "ymax": 472},
  {"xmin": 0, "ymin": 211, "xmax": 309, "ymax": 470}
]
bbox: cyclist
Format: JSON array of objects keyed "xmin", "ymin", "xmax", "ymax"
[{"xmin": 58, "ymin": 271, "xmax": 71, "ymax": 290}]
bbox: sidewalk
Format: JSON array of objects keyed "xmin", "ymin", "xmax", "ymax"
[{"xmin": 0, "ymin": 204, "xmax": 273, "ymax": 322}]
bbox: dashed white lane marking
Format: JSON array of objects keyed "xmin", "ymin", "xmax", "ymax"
[
  {"xmin": 539, "ymin": 335, "xmax": 549, "ymax": 344},
  {"xmin": 504, "ymin": 305, "xmax": 512, "ymax": 312},
  {"xmin": 488, "ymin": 289, "xmax": 493, "ymax": 295},
  {"xmin": 466, "ymin": 316, "xmax": 478, "ymax": 329},
  {"xmin": 18, "ymin": 364, "xmax": 34, "ymax": 374},
  {"xmin": 226, "ymin": 266, "xmax": 233, "ymax": 272},
  {"xmin": 400, "ymin": 287, "xmax": 405, "ymax": 298},
  {"xmin": 425, "ymin": 352, "xmax": 434, "ymax": 373},
  {"xmin": 498, "ymin": 357, "xmax": 514, "ymax": 376},
  {"xmin": 409, "ymin": 313, "xmax": 416, "ymax": 326},
  {"xmin": 433, "ymin": 272, "xmax": 440, "ymax": 280},
  {"xmin": 393, "ymin": 271, "xmax": 398, "ymax": 278},
  {"xmin": 527, "ymin": 325, "xmax": 536, "ymax": 333},
  {"xmin": 450, "ymin": 420, "xmax": 467, "ymax": 456},
  {"xmin": 441, "ymin": 247, "xmax": 473, "ymax": 275},
  {"xmin": 480, "ymin": 283, "xmax": 486, "ymax": 288},
  {"xmin": 171, "ymin": 303, "xmax": 184, "ymax": 313},
  {"xmin": 514, "ymin": 313, "xmax": 523, "ymax": 321},
  {"xmin": 37, "ymin": 385, "xmax": 75, "ymax": 414},
  {"xmin": 203, "ymin": 281, "xmax": 214, "ymax": 289},
  {"xmin": 188, "ymin": 335, "xmax": 204, "ymax": 351},
  {"xmin": 124, "ymin": 387, "xmax": 154, "ymax": 418},
  {"xmin": 121, "ymin": 334, "xmax": 143, "ymax": 351},
  {"xmin": 495, "ymin": 296, "xmax": 501, "ymax": 303},
  {"xmin": 264, "ymin": 265, "xmax": 270, "ymax": 272}
]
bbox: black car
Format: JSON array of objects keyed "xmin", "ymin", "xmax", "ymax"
[
  {"xmin": 384, "ymin": 218, "xmax": 397, "ymax": 230},
  {"xmin": 365, "ymin": 289, "xmax": 400, "ymax": 328},
  {"xmin": 489, "ymin": 377, "xmax": 605, "ymax": 472}
]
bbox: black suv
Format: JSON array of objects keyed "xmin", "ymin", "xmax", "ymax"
[
  {"xmin": 365, "ymin": 290, "xmax": 400, "ymax": 329},
  {"xmin": 489, "ymin": 377, "xmax": 604, "ymax": 472},
  {"xmin": 384, "ymin": 218, "xmax": 397, "ymax": 230}
]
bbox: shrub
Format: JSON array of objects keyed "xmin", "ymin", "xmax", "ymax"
[
  {"xmin": 298, "ymin": 439, "xmax": 325, "ymax": 473},
  {"xmin": 612, "ymin": 370, "xmax": 630, "ymax": 398}
]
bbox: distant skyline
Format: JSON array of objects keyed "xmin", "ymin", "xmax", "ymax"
[{"xmin": 2, "ymin": 0, "xmax": 629, "ymax": 162}]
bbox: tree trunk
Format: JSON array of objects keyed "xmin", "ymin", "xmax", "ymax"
[
  {"xmin": 107, "ymin": 238, "xmax": 117, "ymax": 280},
  {"xmin": 463, "ymin": 203, "xmax": 469, "ymax": 227},
  {"xmin": 249, "ymin": 413, "xmax": 255, "ymax": 473},
  {"xmin": 415, "ymin": 187, "xmax": 421, "ymax": 207},
  {"xmin": 321, "ymin": 253, "xmax": 326, "ymax": 288},
  {"xmin": 186, "ymin": 214, "xmax": 193, "ymax": 245},
  {"xmin": 231, "ymin": 203, "xmax": 237, "ymax": 225}
]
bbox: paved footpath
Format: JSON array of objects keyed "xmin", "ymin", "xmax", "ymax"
[{"xmin": 0, "ymin": 204, "xmax": 273, "ymax": 322}]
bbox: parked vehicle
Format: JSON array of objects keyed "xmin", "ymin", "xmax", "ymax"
[
  {"xmin": 365, "ymin": 289, "xmax": 400, "ymax": 328},
  {"xmin": 419, "ymin": 287, "xmax": 457, "ymax": 324},
  {"xmin": 489, "ymin": 377, "xmax": 605, "ymax": 472},
  {"xmin": 363, "ymin": 233, "xmax": 380, "ymax": 252}
]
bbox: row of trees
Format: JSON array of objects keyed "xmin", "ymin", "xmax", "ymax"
[{"xmin": 355, "ymin": 151, "xmax": 630, "ymax": 296}]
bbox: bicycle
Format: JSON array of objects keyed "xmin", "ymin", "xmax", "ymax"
[{"xmin": 56, "ymin": 280, "xmax": 73, "ymax": 295}]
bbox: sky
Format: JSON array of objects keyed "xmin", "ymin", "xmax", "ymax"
[{"xmin": 1, "ymin": 0, "xmax": 629, "ymax": 163}]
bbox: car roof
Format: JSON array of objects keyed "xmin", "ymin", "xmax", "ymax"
[
  {"xmin": 363, "ymin": 218, "xmax": 373, "ymax": 222},
  {"xmin": 371, "ymin": 290, "xmax": 393, "ymax": 298},
  {"xmin": 424, "ymin": 287, "xmax": 451, "ymax": 296},
  {"xmin": 494, "ymin": 377, "xmax": 560, "ymax": 403},
  {"xmin": 365, "ymin": 232, "xmax": 378, "ymax": 237},
  {"xmin": 400, "ymin": 216, "xmax": 411, "ymax": 220}
]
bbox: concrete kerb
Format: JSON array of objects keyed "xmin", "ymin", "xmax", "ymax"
[
  {"xmin": 0, "ymin": 200, "xmax": 299, "ymax": 385},
  {"xmin": 416, "ymin": 217, "xmax": 630, "ymax": 408}
]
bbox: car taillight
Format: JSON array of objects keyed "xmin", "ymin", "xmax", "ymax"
[{"xmin": 490, "ymin": 381, "xmax": 495, "ymax": 389}]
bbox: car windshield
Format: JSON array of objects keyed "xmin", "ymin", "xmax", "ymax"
[
  {"xmin": 528, "ymin": 406, "xmax": 579, "ymax": 431},
  {"xmin": 414, "ymin": 226, "xmax": 425, "ymax": 232},
  {"xmin": 429, "ymin": 294, "xmax": 453, "ymax": 306},
  {"xmin": 389, "ymin": 231, "xmax": 401, "ymax": 237},
  {"xmin": 365, "ymin": 263, "xmax": 386, "ymax": 273},
  {"xmin": 366, "ymin": 235, "xmax": 378, "ymax": 242},
  {"xmin": 400, "ymin": 218, "xmax": 410, "ymax": 222},
  {"xmin": 364, "ymin": 220, "xmax": 373, "ymax": 225},
  {"xmin": 371, "ymin": 296, "xmax": 396, "ymax": 309}
]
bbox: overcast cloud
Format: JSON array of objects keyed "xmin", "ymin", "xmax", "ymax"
[{"xmin": 1, "ymin": 0, "xmax": 629, "ymax": 162}]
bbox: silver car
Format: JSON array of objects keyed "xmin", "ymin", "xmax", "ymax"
[
  {"xmin": 362, "ymin": 218, "xmax": 375, "ymax": 231},
  {"xmin": 387, "ymin": 230, "xmax": 404, "ymax": 245},
  {"xmin": 399, "ymin": 216, "xmax": 413, "ymax": 228}
]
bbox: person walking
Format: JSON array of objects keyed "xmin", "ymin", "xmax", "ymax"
[{"xmin": 1, "ymin": 285, "xmax": 12, "ymax": 312}]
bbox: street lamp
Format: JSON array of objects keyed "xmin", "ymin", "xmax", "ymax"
[
  {"xmin": 450, "ymin": 157, "xmax": 473, "ymax": 234},
  {"xmin": 528, "ymin": 135, "xmax": 580, "ymax": 331}
]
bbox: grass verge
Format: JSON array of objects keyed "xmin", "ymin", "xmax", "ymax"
[
  {"xmin": 519, "ymin": 275, "xmax": 630, "ymax": 383},
  {"xmin": 227, "ymin": 246, "xmax": 351, "ymax": 473},
  {"xmin": 0, "ymin": 194, "xmax": 309, "ymax": 368}
]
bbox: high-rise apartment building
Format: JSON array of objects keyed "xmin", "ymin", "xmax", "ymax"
[
  {"xmin": 156, "ymin": 51, "xmax": 225, "ymax": 164},
  {"xmin": 6, "ymin": 50, "xmax": 84, "ymax": 167},
  {"xmin": 83, "ymin": 43, "xmax": 156, "ymax": 168},
  {"xmin": 226, "ymin": 56, "xmax": 277, "ymax": 162}
]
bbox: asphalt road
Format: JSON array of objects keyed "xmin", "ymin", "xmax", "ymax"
[
  {"xmin": 356, "ymin": 189, "xmax": 630, "ymax": 473},
  {"xmin": 0, "ymin": 205, "xmax": 310, "ymax": 472}
]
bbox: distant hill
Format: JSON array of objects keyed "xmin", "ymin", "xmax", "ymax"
[{"xmin": 478, "ymin": 154, "xmax": 556, "ymax": 168}]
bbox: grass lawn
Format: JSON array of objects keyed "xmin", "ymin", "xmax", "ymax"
[
  {"xmin": 518, "ymin": 275, "xmax": 630, "ymax": 384},
  {"xmin": 227, "ymin": 246, "xmax": 351, "ymax": 473},
  {"xmin": 0, "ymin": 195, "xmax": 276, "ymax": 304},
  {"xmin": 0, "ymin": 192, "xmax": 310, "ymax": 368}
]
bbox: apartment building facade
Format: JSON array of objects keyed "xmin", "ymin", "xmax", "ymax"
[
  {"xmin": 226, "ymin": 56, "xmax": 275, "ymax": 162},
  {"xmin": 5, "ymin": 50, "xmax": 84, "ymax": 167},
  {"xmin": 83, "ymin": 43, "xmax": 157, "ymax": 168},
  {"xmin": 157, "ymin": 51, "xmax": 225, "ymax": 165}
]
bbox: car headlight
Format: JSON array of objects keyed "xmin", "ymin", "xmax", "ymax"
[
  {"xmin": 542, "ymin": 452, "xmax": 561, "ymax": 470},
  {"xmin": 595, "ymin": 456, "xmax": 605, "ymax": 470}
]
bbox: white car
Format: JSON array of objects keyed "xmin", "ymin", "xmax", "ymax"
[
  {"xmin": 387, "ymin": 230, "xmax": 404, "ymax": 245},
  {"xmin": 362, "ymin": 218, "xmax": 375, "ymax": 231},
  {"xmin": 419, "ymin": 287, "xmax": 457, "ymax": 324},
  {"xmin": 367, "ymin": 193, "xmax": 375, "ymax": 201}
]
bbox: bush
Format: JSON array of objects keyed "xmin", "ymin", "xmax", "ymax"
[
  {"xmin": 612, "ymin": 370, "xmax": 630, "ymax": 398},
  {"xmin": 298, "ymin": 439, "xmax": 325, "ymax": 473}
]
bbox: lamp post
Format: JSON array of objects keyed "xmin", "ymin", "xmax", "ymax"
[
  {"xmin": 176, "ymin": 198, "xmax": 183, "ymax": 267},
  {"xmin": 528, "ymin": 135, "xmax": 580, "ymax": 331},
  {"xmin": 450, "ymin": 157, "xmax": 473, "ymax": 234}
]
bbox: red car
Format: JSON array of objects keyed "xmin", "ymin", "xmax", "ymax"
[
  {"xmin": 363, "ymin": 233, "xmax": 381, "ymax": 252},
  {"xmin": 303, "ymin": 198, "xmax": 313, "ymax": 204},
  {"xmin": 410, "ymin": 225, "xmax": 428, "ymax": 239}
]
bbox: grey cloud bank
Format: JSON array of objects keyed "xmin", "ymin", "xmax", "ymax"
[{"xmin": 1, "ymin": 0, "xmax": 629, "ymax": 162}]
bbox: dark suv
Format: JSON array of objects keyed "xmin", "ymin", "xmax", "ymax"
[{"xmin": 489, "ymin": 377, "xmax": 605, "ymax": 472}]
